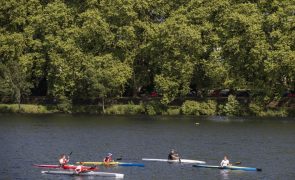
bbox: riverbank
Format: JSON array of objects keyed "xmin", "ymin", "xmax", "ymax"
[{"xmin": 1, "ymin": 96, "xmax": 294, "ymax": 117}]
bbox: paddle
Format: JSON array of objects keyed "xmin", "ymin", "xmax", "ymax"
[
  {"xmin": 68, "ymin": 152, "xmax": 72, "ymax": 161},
  {"xmin": 178, "ymin": 153, "xmax": 181, "ymax": 163},
  {"xmin": 233, "ymin": 161, "xmax": 241, "ymax": 165},
  {"xmin": 116, "ymin": 157, "xmax": 123, "ymax": 161}
]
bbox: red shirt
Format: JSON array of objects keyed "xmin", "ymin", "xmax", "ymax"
[{"xmin": 103, "ymin": 156, "xmax": 112, "ymax": 163}]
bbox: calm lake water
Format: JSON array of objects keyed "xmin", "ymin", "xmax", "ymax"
[{"xmin": 0, "ymin": 114, "xmax": 294, "ymax": 180}]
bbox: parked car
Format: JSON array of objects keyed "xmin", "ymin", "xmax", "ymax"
[
  {"xmin": 209, "ymin": 89, "xmax": 221, "ymax": 97},
  {"xmin": 236, "ymin": 90, "xmax": 250, "ymax": 97},
  {"xmin": 208, "ymin": 89, "xmax": 230, "ymax": 97},
  {"xmin": 283, "ymin": 90, "xmax": 295, "ymax": 97},
  {"xmin": 150, "ymin": 91, "xmax": 159, "ymax": 97}
]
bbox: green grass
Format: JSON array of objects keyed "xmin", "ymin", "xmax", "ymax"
[
  {"xmin": 105, "ymin": 104, "xmax": 145, "ymax": 115},
  {"xmin": 0, "ymin": 104, "xmax": 54, "ymax": 113},
  {"xmin": 0, "ymin": 102, "xmax": 291, "ymax": 117}
]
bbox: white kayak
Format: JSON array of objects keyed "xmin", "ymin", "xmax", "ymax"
[
  {"xmin": 142, "ymin": 158, "xmax": 206, "ymax": 164},
  {"xmin": 41, "ymin": 170, "xmax": 124, "ymax": 178}
]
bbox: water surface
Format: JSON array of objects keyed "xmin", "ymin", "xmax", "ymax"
[{"xmin": 0, "ymin": 114, "xmax": 294, "ymax": 180}]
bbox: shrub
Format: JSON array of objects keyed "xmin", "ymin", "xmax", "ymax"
[
  {"xmin": 56, "ymin": 96, "xmax": 72, "ymax": 113},
  {"xmin": 181, "ymin": 100, "xmax": 200, "ymax": 115},
  {"xmin": 105, "ymin": 103, "xmax": 145, "ymax": 115},
  {"xmin": 0, "ymin": 104, "xmax": 50, "ymax": 113},
  {"xmin": 165, "ymin": 107, "xmax": 180, "ymax": 115},
  {"xmin": 219, "ymin": 95, "xmax": 241, "ymax": 116},
  {"xmin": 71, "ymin": 105, "xmax": 102, "ymax": 114},
  {"xmin": 249, "ymin": 102, "xmax": 287, "ymax": 117},
  {"xmin": 144, "ymin": 101, "xmax": 166, "ymax": 115},
  {"xmin": 200, "ymin": 100, "xmax": 217, "ymax": 116},
  {"xmin": 181, "ymin": 100, "xmax": 217, "ymax": 116}
]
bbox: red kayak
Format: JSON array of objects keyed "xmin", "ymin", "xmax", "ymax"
[{"xmin": 33, "ymin": 164, "xmax": 98, "ymax": 171}]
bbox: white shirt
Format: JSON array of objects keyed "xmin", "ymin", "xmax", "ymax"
[{"xmin": 220, "ymin": 159, "xmax": 230, "ymax": 167}]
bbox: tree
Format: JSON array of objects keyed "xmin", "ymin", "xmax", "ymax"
[
  {"xmin": 150, "ymin": 13, "xmax": 202, "ymax": 104},
  {"xmin": 86, "ymin": 54, "xmax": 132, "ymax": 112},
  {"xmin": 0, "ymin": 32, "xmax": 32, "ymax": 109}
]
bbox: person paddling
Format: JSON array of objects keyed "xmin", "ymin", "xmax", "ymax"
[
  {"xmin": 168, "ymin": 149, "xmax": 180, "ymax": 160},
  {"xmin": 220, "ymin": 155, "xmax": 232, "ymax": 167},
  {"xmin": 59, "ymin": 154, "xmax": 69, "ymax": 167},
  {"xmin": 103, "ymin": 153, "xmax": 113, "ymax": 163}
]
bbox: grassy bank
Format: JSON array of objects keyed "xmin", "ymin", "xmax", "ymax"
[
  {"xmin": 0, "ymin": 104, "xmax": 54, "ymax": 114},
  {"xmin": 0, "ymin": 96, "xmax": 293, "ymax": 117}
]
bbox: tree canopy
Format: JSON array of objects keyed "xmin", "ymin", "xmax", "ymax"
[{"xmin": 0, "ymin": 0, "xmax": 294, "ymax": 104}]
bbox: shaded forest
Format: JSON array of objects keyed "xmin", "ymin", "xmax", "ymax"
[{"xmin": 0, "ymin": 0, "xmax": 294, "ymax": 106}]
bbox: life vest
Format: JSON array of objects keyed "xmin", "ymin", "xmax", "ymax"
[
  {"xmin": 59, "ymin": 157, "xmax": 68, "ymax": 165},
  {"xmin": 103, "ymin": 156, "xmax": 112, "ymax": 163}
]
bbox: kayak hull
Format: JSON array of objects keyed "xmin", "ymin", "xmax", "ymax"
[
  {"xmin": 193, "ymin": 164, "xmax": 262, "ymax": 171},
  {"xmin": 34, "ymin": 164, "xmax": 97, "ymax": 171},
  {"xmin": 77, "ymin": 161, "xmax": 144, "ymax": 167},
  {"xmin": 142, "ymin": 158, "xmax": 206, "ymax": 164},
  {"xmin": 41, "ymin": 170, "xmax": 124, "ymax": 178}
]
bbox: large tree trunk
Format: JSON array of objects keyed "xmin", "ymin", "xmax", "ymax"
[
  {"xmin": 15, "ymin": 88, "xmax": 21, "ymax": 111},
  {"xmin": 102, "ymin": 97, "xmax": 105, "ymax": 114}
]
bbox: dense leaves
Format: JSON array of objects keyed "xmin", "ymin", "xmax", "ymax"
[{"xmin": 0, "ymin": 0, "xmax": 294, "ymax": 104}]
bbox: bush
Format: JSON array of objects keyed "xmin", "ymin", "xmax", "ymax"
[
  {"xmin": 165, "ymin": 107, "xmax": 180, "ymax": 115},
  {"xmin": 105, "ymin": 103, "xmax": 145, "ymax": 115},
  {"xmin": 144, "ymin": 101, "xmax": 166, "ymax": 115},
  {"xmin": 181, "ymin": 101, "xmax": 201, "ymax": 115},
  {"xmin": 71, "ymin": 105, "xmax": 103, "ymax": 114},
  {"xmin": 200, "ymin": 100, "xmax": 217, "ymax": 116},
  {"xmin": 249, "ymin": 102, "xmax": 287, "ymax": 117},
  {"xmin": 0, "ymin": 104, "xmax": 50, "ymax": 113},
  {"xmin": 219, "ymin": 95, "xmax": 241, "ymax": 116},
  {"xmin": 181, "ymin": 100, "xmax": 217, "ymax": 116},
  {"xmin": 56, "ymin": 96, "xmax": 72, "ymax": 113},
  {"xmin": 249, "ymin": 102, "xmax": 264, "ymax": 116},
  {"xmin": 145, "ymin": 104, "xmax": 157, "ymax": 115}
]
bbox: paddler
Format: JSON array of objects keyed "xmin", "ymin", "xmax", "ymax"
[
  {"xmin": 168, "ymin": 149, "xmax": 180, "ymax": 160},
  {"xmin": 220, "ymin": 155, "xmax": 232, "ymax": 167},
  {"xmin": 59, "ymin": 154, "xmax": 69, "ymax": 167},
  {"xmin": 103, "ymin": 153, "xmax": 113, "ymax": 163}
]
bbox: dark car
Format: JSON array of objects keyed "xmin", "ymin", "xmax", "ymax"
[
  {"xmin": 283, "ymin": 90, "xmax": 295, "ymax": 97},
  {"xmin": 236, "ymin": 90, "xmax": 250, "ymax": 97},
  {"xmin": 209, "ymin": 89, "xmax": 230, "ymax": 97}
]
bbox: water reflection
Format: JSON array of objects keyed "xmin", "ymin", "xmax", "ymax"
[{"xmin": 220, "ymin": 170, "xmax": 230, "ymax": 180}]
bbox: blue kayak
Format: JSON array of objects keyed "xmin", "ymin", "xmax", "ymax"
[
  {"xmin": 193, "ymin": 164, "xmax": 262, "ymax": 171},
  {"xmin": 118, "ymin": 162, "xmax": 145, "ymax": 167}
]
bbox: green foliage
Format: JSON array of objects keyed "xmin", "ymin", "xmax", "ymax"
[
  {"xmin": 56, "ymin": 96, "xmax": 72, "ymax": 113},
  {"xmin": 105, "ymin": 103, "xmax": 145, "ymax": 115},
  {"xmin": 201, "ymin": 100, "xmax": 217, "ymax": 116},
  {"xmin": 71, "ymin": 105, "xmax": 103, "ymax": 114},
  {"xmin": 181, "ymin": 100, "xmax": 217, "ymax": 116},
  {"xmin": 218, "ymin": 95, "xmax": 241, "ymax": 116},
  {"xmin": 145, "ymin": 104, "xmax": 157, "ymax": 115},
  {"xmin": 144, "ymin": 101, "xmax": 166, "ymax": 115},
  {"xmin": 181, "ymin": 100, "xmax": 201, "ymax": 115},
  {"xmin": 0, "ymin": 104, "xmax": 50, "ymax": 113},
  {"xmin": 0, "ymin": 0, "xmax": 294, "ymax": 113},
  {"xmin": 165, "ymin": 106, "xmax": 181, "ymax": 115},
  {"xmin": 87, "ymin": 54, "xmax": 132, "ymax": 98},
  {"xmin": 249, "ymin": 101, "xmax": 287, "ymax": 117}
]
